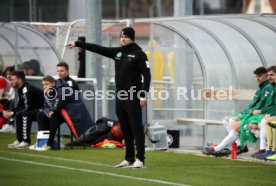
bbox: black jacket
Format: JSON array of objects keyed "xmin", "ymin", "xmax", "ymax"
[
  {"xmin": 14, "ymin": 82, "xmax": 44, "ymax": 115},
  {"xmin": 44, "ymin": 79, "xmax": 93, "ymax": 136},
  {"xmin": 75, "ymin": 42, "xmax": 151, "ymax": 97},
  {"xmin": 64, "ymin": 76, "xmax": 79, "ymax": 91}
]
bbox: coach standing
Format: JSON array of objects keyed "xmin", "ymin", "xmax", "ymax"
[{"xmin": 67, "ymin": 27, "xmax": 151, "ymax": 168}]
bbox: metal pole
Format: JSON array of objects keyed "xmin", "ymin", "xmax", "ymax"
[
  {"xmin": 174, "ymin": 0, "xmax": 193, "ymax": 16},
  {"xmin": 115, "ymin": 0, "xmax": 120, "ymax": 19},
  {"xmin": 10, "ymin": 0, "xmax": 14, "ymax": 21},
  {"xmin": 14, "ymin": 25, "xmax": 18, "ymax": 70},
  {"xmin": 29, "ymin": 0, "xmax": 32, "ymax": 22},
  {"xmin": 242, "ymin": 0, "xmax": 247, "ymax": 13},
  {"xmin": 200, "ymin": 0, "xmax": 205, "ymax": 15},
  {"xmin": 147, "ymin": 22, "xmax": 154, "ymax": 126},
  {"xmin": 156, "ymin": 0, "xmax": 162, "ymax": 17},
  {"xmin": 33, "ymin": 0, "xmax": 37, "ymax": 22},
  {"xmin": 86, "ymin": 0, "xmax": 102, "ymax": 119},
  {"xmin": 254, "ymin": 0, "xmax": 261, "ymax": 13}
]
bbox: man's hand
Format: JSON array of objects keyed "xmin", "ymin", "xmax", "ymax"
[
  {"xmin": 3, "ymin": 111, "xmax": 13, "ymax": 119},
  {"xmin": 48, "ymin": 111, "xmax": 54, "ymax": 118},
  {"xmin": 252, "ymin": 110, "xmax": 262, "ymax": 115},
  {"xmin": 267, "ymin": 116, "xmax": 276, "ymax": 122},
  {"xmin": 66, "ymin": 41, "xmax": 76, "ymax": 48},
  {"xmin": 224, "ymin": 115, "xmax": 231, "ymax": 120},
  {"xmin": 140, "ymin": 98, "xmax": 147, "ymax": 107}
]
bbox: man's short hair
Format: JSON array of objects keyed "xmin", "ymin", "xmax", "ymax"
[
  {"xmin": 57, "ymin": 61, "xmax": 69, "ymax": 71},
  {"xmin": 11, "ymin": 70, "xmax": 25, "ymax": 82},
  {"xmin": 254, "ymin": 67, "xmax": 267, "ymax": 75},
  {"xmin": 267, "ymin": 66, "xmax": 276, "ymax": 74},
  {"xmin": 42, "ymin": 75, "xmax": 55, "ymax": 84},
  {"xmin": 5, "ymin": 66, "xmax": 15, "ymax": 72}
]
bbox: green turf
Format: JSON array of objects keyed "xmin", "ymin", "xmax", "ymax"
[{"xmin": 1, "ymin": 133, "xmax": 276, "ymax": 186}]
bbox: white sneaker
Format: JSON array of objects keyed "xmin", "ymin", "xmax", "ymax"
[
  {"xmin": 35, "ymin": 144, "xmax": 52, "ymax": 151},
  {"xmin": 0, "ymin": 124, "xmax": 15, "ymax": 133},
  {"xmin": 29, "ymin": 143, "xmax": 38, "ymax": 150},
  {"xmin": 131, "ymin": 159, "xmax": 144, "ymax": 168},
  {"xmin": 14, "ymin": 141, "xmax": 30, "ymax": 149},
  {"xmin": 8, "ymin": 140, "xmax": 20, "ymax": 148},
  {"xmin": 115, "ymin": 160, "xmax": 133, "ymax": 168}
]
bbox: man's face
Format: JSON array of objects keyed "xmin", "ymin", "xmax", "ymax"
[
  {"xmin": 10, "ymin": 75, "xmax": 21, "ymax": 89},
  {"xmin": 27, "ymin": 68, "xmax": 34, "ymax": 76},
  {"xmin": 57, "ymin": 66, "xmax": 69, "ymax": 79},
  {"xmin": 42, "ymin": 81, "xmax": 55, "ymax": 91},
  {"xmin": 6, "ymin": 70, "xmax": 12, "ymax": 80},
  {"xmin": 255, "ymin": 73, "xmax": 268, "ymax": 85},
  {"xmin": 120, "ymin": 35, "xmax": 133, "ymax": 46},
  {"xmin": 267, "ymin": 70, "xmax": 276, "ymax": 83}
]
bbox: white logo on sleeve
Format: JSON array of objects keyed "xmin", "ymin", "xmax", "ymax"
[
  {"xmin": 116, "ymin": 52, "xmax": 122, "ymax": 58},
  {"xmin": 23, "ymin": 87, "xmax": 28, "ymax": 94},
  {"xmin": 127, "ymin": 54, "xmax": 136, "ymax": 58},
  {"xmin": 67, "ymin": 81, "xmax": 73, "ymax": 87},
  {"xmin": 146, "ymin": 61, "xmax": 150, "ymax": 68}
]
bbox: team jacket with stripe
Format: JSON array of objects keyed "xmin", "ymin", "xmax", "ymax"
[
  {"xmin": 241, "ymin": 80, "xmax": 270, "ymax": 114},
  {"xmin": 13, "ymin": 83, "xmax": 44, "ymax": 115},
  {"xmin": 254, "ymin": 83, "xmax": 276, "ymax": 115},
  {"xmin": 75, "ymin": 42, "xmax": 151, "ymax": 97}
]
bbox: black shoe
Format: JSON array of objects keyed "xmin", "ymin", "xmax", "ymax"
[
  {"xmin": 215, "ymin": 148, "xmax": 231, "ymax": 157},
  {"xmin": 201, "ymin": 148, "xmax": 214, "ymax": 155},
  {"xmin": 250, "ymin": 149, "xmax": 266, "ymax": 158},
  {"xmin": 237, "ymin": 145, "xmax": 249, "ymax": 155}
]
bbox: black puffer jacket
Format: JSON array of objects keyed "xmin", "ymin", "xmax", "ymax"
[{"xmin": 44, "ymin": 79, "xmax": 94, "ymax": 136}]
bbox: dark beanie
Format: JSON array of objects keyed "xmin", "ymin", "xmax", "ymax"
[
  {"xmin": 77, "ymin": 36, "xmax": 86, "ymax": 42},
  {"xmin": 120, "ymin": 27, "xmax": 135, "ymax": 41},
  {"xmin": 78, "ymin": 36, "xmax": 85, "ymax": 42}
]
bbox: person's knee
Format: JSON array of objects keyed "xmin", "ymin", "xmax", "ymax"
[
  {"xmin": 249, "ymin": 124, "xmax": 258, "ymax": 130},
  {"xmin": 37, "ymin": 111, "xmax": 47, "ymax": 119},
  {"xmin": 231, "ymin": 121, "xmax": 240, "ymax": 129}
]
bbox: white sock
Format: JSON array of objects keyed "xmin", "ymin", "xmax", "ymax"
[
  {"xmin": 214, "ymin": 130, "xmax": 239, "ymax": 152},
  {"xmin": 223, "ymin": 118, "xmax": 231, "ymax": 133},
  {"xmin": 250, "ymin": 129, "xmax": 260, "ymax": 138},
  {"xmin": 228, "ymin": 118, "xmax": 241, "ymax": 145},
  {"xmin": 229, "ymin": 118, "xmax": 236, "ymax": 128},
  {"xmin": 235, "ymin": 138, "xmax": 241, "ymax": 146},
  {"xmin": 259, "ymin": 118, "xmax": 266, "ymax": 150}
]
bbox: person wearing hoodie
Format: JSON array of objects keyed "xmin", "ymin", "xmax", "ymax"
[
  {"xmin": 27, "ymin": 59, "xmax": 44, "ymax": 76},
  {"xmin": 67, "ymin": 27, "xmax": 151, "ymax": 168}
]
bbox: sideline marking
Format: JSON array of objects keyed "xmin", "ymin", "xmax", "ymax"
[
  {"xmin": 0, "ymin": 150, "xmax": 112, "ymax": 167},
  {"xmin": 0, "ymin": 150, "xmax": 266, "ymax": 169},
  {"xmin": 0, "ymin": 156, "xmax": 188, "ymax": 186}
]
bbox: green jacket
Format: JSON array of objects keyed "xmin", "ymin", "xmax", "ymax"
[
  {"xmin": 254, "ymin": 82, "xmax": 276, "ymax": 115},
  {"xmin": 241, "ymin": 80, "xmax": 270, "ymax": 114},
  {"xmin": 266, "ymin": 83, "xmax": 276, "ymax": 116}
]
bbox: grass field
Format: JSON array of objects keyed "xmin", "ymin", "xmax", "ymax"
[{"xmin": 0, "ymin": 133, "xmax": 276, "ymax": 186}]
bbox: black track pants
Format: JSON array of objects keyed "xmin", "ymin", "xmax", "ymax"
[
  {"xmin": 36, "ymin": 111, "xmax": 64, "ymax": 147},
  {"xmin": 15, "ymin": 109, "xmax": 38, "ymax": 144},
  {"xmin": 116, "ymin": 97, "xmax": 145, "ymax": 163}
]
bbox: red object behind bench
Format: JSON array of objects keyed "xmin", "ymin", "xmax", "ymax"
[{"xmin": 60, "ymin": 108, "xmax": 79, "ymax": 139}]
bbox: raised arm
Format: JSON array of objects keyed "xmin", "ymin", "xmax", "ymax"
[{"xmin": 67, "ymin": 41, "xmax": 119, "ymax": 59}]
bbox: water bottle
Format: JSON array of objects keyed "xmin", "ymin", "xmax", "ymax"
[{"xmin": 231, "ymin": 143, "xmax": 237, "ymax": 159}]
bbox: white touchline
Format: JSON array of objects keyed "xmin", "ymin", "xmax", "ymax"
[
  {"xmin": 0, "ymin": 156, "xmax": 189, "ymax": 186},
  {"xmin": 0, "ymin": 150, "xmax": 265, "ymax": 169},
  {"xmin": 0, "ymin": 150, "xmax": 112, "ymax": 167}
]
